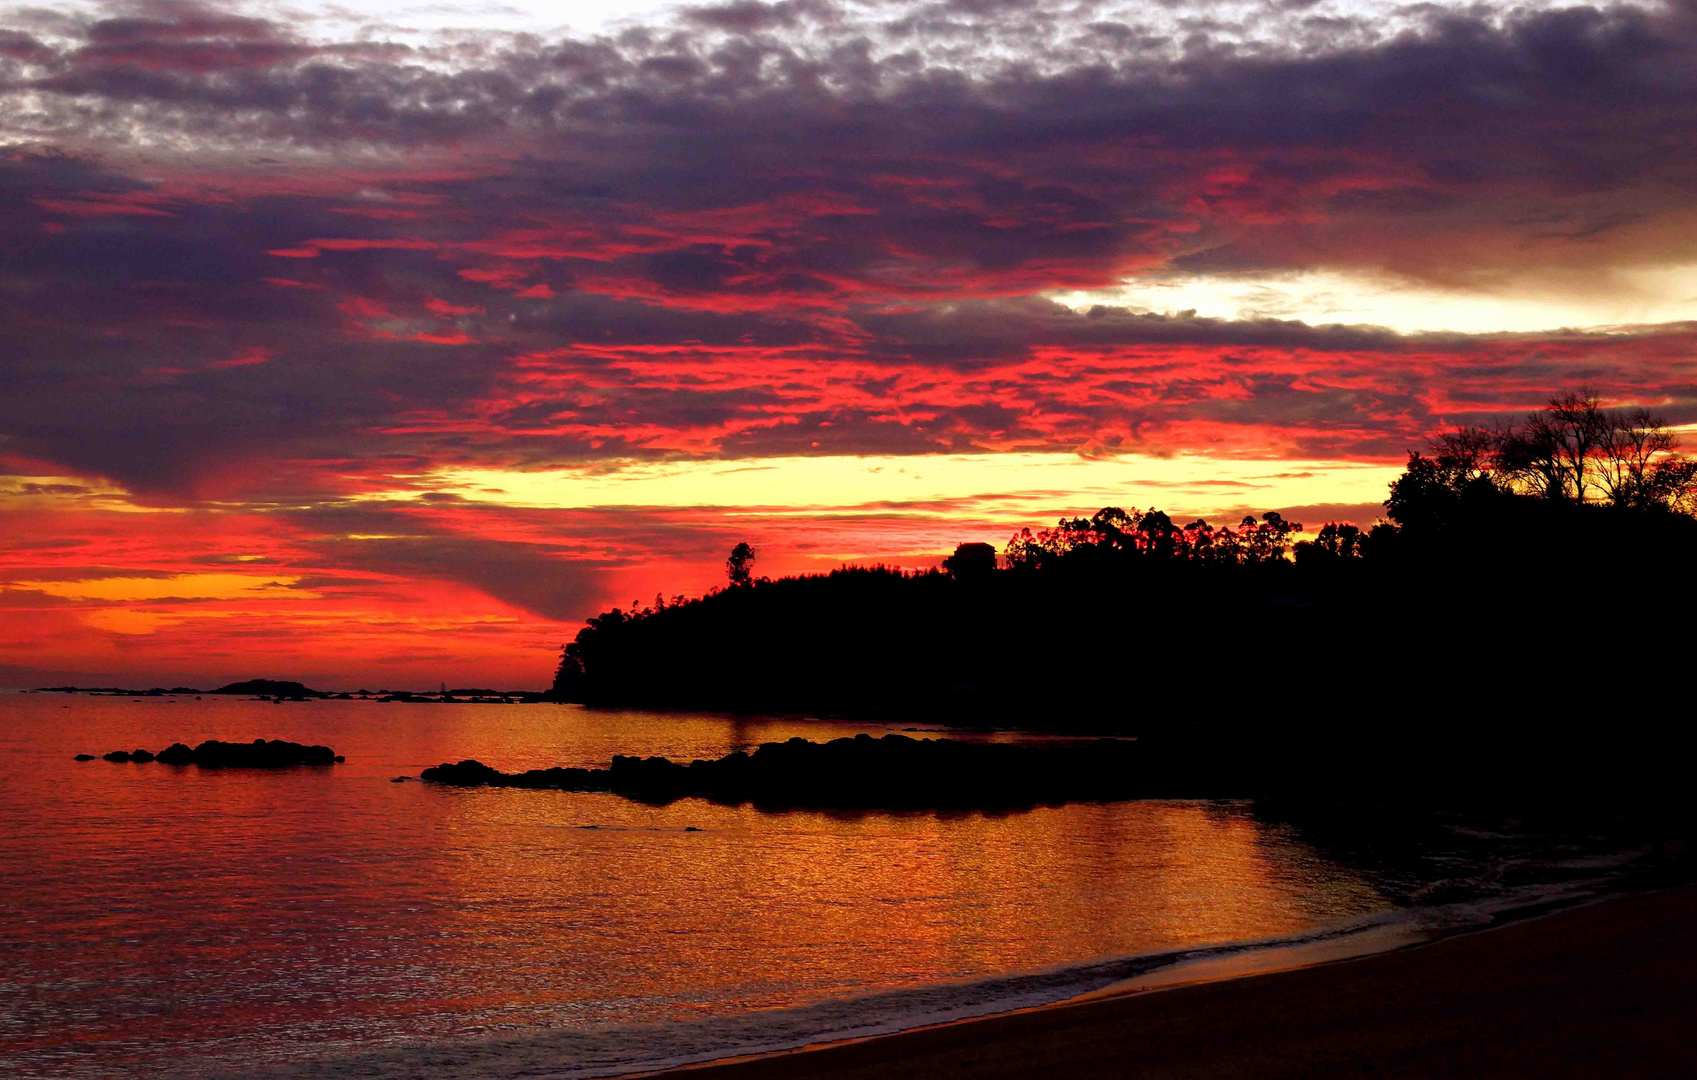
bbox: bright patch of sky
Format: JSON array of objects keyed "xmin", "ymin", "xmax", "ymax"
[
  {"xmin": 21, "ymin": 0, "xmax": 1662, "ymax": 49},
  {"xmin": 8, "ymin": 572, "xmax": 309, "ymax": 602},
  {"xmin": 1049, "ymin": 264, "xmax": 1697, "ymax": 335},
  {"xmin": 281, "ymin": 0, "xmax": 670, "ymax": 36},
  {"xmin": 289, "ymin": 0, "xmax": 1655, "ymax": 39},
  {"xmin": 398, "ymin": 453, "xmax": 1402, "ymax": 520}
]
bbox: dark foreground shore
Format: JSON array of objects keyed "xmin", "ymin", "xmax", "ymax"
[{"xmin": 659, "ymin": 883, "xmax": 1697, "ymax": 1080}]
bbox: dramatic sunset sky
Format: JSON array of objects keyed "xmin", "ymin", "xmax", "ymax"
[{"xmin": 2, "ymin": 0, "xmax": 1695, "ymax": 687}]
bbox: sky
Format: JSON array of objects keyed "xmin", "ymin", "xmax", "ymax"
[{"xmin": 2, "ymin": 0, "xmax": 1696, "ymax": 687}]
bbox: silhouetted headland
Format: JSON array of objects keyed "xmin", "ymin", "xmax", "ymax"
[
  {"xmin": 543, "ymin": 394, "xmax": 1695, "ymax": 774},
  {"xmin": 82, "ymin": 739, "xmax": 342, "ymax": 766},
  {"xmin": 534, "ymin": 393, "xmax": 1697, "ymax": 797},
  {"xmin": 423, "ymin": 734, "xmax": 1152, "ymax": 809}
]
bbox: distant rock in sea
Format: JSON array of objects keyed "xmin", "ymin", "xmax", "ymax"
[
  {"xmin": 209, "ymin": 679, "xmax": 324, "ymax": 699},
  {"xmin": 421, "ymin": 734, "xmax": 1149, "ymax": 810},
  {"xmin": 90, "ymin": 739, "xmax": 342, "ymax": 768},
  {"xmin": 37, "ymin": 685, "xmax": 204, "ymax": 696}
]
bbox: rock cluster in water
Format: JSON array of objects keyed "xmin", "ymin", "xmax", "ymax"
[
  {"xmin": 81, "ymin": 739, "xmax": 342, "ymax": 767},
  {"xmin": 421, "ymin": 733, "xmax": 1147, "ymax": 809}
]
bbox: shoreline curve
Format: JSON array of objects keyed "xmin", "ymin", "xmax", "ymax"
[{"xmin": 637, "ymin": 880, "xmax": 1697, "ymax": 1080}]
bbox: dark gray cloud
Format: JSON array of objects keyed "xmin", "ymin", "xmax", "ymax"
[
  {"xmin": 2, "ymin": 1, "xmax": 1696, "ymax": 496},
  {"xmin": 852, "ymin": 298, "xmax": 1418, "ymax": 364},
  {"xmin": 309, "ymin": 533, "xmax": 604, "ymax": 621}
]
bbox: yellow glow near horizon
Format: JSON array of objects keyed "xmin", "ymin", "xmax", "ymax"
[
  {"xmin": 0, "ymin": 474, "xmax": 171, "ymax": 513},
  {"xmin": 403, "ymin": 453, "xmax": 1403, "ymax": 520},
  {"xmin": 80, "ymin": 609, "xmax": 173, "ymax": 636},
  {"xmin": 6, "ymin": 573, "xmax": 313, "ymax": 603}
]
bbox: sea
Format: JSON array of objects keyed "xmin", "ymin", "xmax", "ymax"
[{"xmin": 0, "ymin": 692, "xmax": 1684, "ymax": 1079}]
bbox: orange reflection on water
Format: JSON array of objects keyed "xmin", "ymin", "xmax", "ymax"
[
  {"xmin": 422, "ymin": 789, "xmax": 1385, "ymax": 1020},
  {"xmin": 0, "ymin": 696, "xmax": 1388, "ymax": 1075}
]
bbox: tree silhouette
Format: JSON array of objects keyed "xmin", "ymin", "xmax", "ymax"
[
  {"xmin": 1545, "ymin": 389, "xmax": 1610, "ymax": 501},
  {"xmin": 1497, "ymin": 418, "xmax": 1567, "ymax": 500},
  {"xmin": 1239, "ymin": 512, "xmax": 1303, "ymax": 563},
  {"xmin": 1304, "ymin": 522, "xmax": 1364, "ymax": 559},
  {"xmin": 1411, "ymin": 395, "xmax": 1697, "ymax": 514},
  {"xmin": 546, "ymin": 388, "xmax": 1697, "ymax": 724},
  {"xmin": 1594, "ymin": 407, "xmax": 1697, "ymax": 512},
  {"xmin": 1385, "ymin": 451, "xmax": 1458, "ymax": 532},
  {"xmin": 1598, "ymin": 407, "xmax": 1672, "ymax": 508},
  {"xmin": 942, "ymin": 542, "xmax": 997, "ymax": 580},
  {"xmin": 726, "ymin": 542, "xmax": 756, "ymax": 586}
]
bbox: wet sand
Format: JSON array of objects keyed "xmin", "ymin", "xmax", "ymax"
[{"xmin": 661, "ymin": 882, "xmax": 1697, "ymax": 1079}]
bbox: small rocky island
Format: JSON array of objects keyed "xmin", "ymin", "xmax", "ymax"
[
  {"xmin": 422, "ymin": 734, "xmax": 1150, "ymax": 809},
  {"xmin": 81, "ymin": 739, "xmax": 342, "ymax": 767}
]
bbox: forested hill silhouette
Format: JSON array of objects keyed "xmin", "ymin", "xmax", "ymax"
[{"xmin": 549, "ymin": 393, "xmax": 1697, "ymax": 772}]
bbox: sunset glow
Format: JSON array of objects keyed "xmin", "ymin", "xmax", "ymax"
[{"xmin": 5, "ymin": 0, "xmax": 1697, "ymax": 686}]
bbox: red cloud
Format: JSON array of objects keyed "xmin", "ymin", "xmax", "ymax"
[
  {"xmin": 34, "ymin": 196, "xmax": 174, "ymax": 218},
  {"xmin": 425, "ymin": 298, "xmax": 484, "ymax": 317},
  {"xmin": 207, "ymin": 347, "xmax": 271, "ymax": 370},
  {"xmin": 7, "ymin": 0, "xmax": 1697, "ymax": 682}
]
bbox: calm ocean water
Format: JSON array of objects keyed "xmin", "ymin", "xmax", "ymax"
[{"xmin": 0, "ymin": 693, "xmax": 1674, "ymax": 1079}]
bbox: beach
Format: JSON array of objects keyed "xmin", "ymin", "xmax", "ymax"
[{"xmin": 663, "ymin": 882, "xmax": 1697, "ymax": 1079}]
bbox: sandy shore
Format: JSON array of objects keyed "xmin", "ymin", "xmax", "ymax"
[{"xmin": 658, "ymin": 882, "xmax": 1697, "ymax": 1079}]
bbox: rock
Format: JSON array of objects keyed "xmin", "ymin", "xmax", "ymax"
[
  {"xmin": 419, "ymin": 759, "xmax": 504, "ymax": 786},
  {"xmin": 188, "ymin": 739, "xmax": 337, "ymax": 767},
  {"xmin": 419, "ymin": 734, "xmax": 1149, "ymax": 810},
  {"xmin": 74, "ymin": 753, "xmax": 95, "ymax": 761},
  {"xmin": 209, "ymin": 679, "xmax": 324, "ymax": 698},
  {"xmin": 91, "ymin": 739, "xmax": 338, "ymax": 768}
]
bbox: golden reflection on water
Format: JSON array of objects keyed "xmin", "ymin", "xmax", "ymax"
[
  {"xmin": 423, "ymin": 790, "xmax": 1384, "ymax": 1016},
  {"xmin": 0, "ymin": 695, "xmax": 1388, "ymax": 1074}
]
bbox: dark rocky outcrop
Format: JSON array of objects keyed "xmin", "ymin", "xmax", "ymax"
[
  {"xmin": 89, "ymin": 739, "xmax": 341, "ymax": 767},
  {"xmin": 74, "ymin": 753, "xmax": 95, "ymax": 761},
  {"xmin": 154, "ymin": 743, "xmax": 194, "ymax": 764},
  {"xmin": 421, "ymin": 734, "xmax": 1154, "ymax": 809},
  {"xmin": 209, "ymin": 680, "xmax": 324, "ymax": 699},
  {"xmin": 179, "ymin": 739, "xmax": 338, "ymax": 766}
]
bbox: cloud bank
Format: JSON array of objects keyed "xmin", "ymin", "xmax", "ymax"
[{"xmin": 2, "ymin": 0, "xmax": 1694, "ymax": 681}]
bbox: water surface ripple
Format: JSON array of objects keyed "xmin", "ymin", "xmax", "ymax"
[{"xmin": 0, "ymin": 694, "xmax": 1666, "ymax": 1078}]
